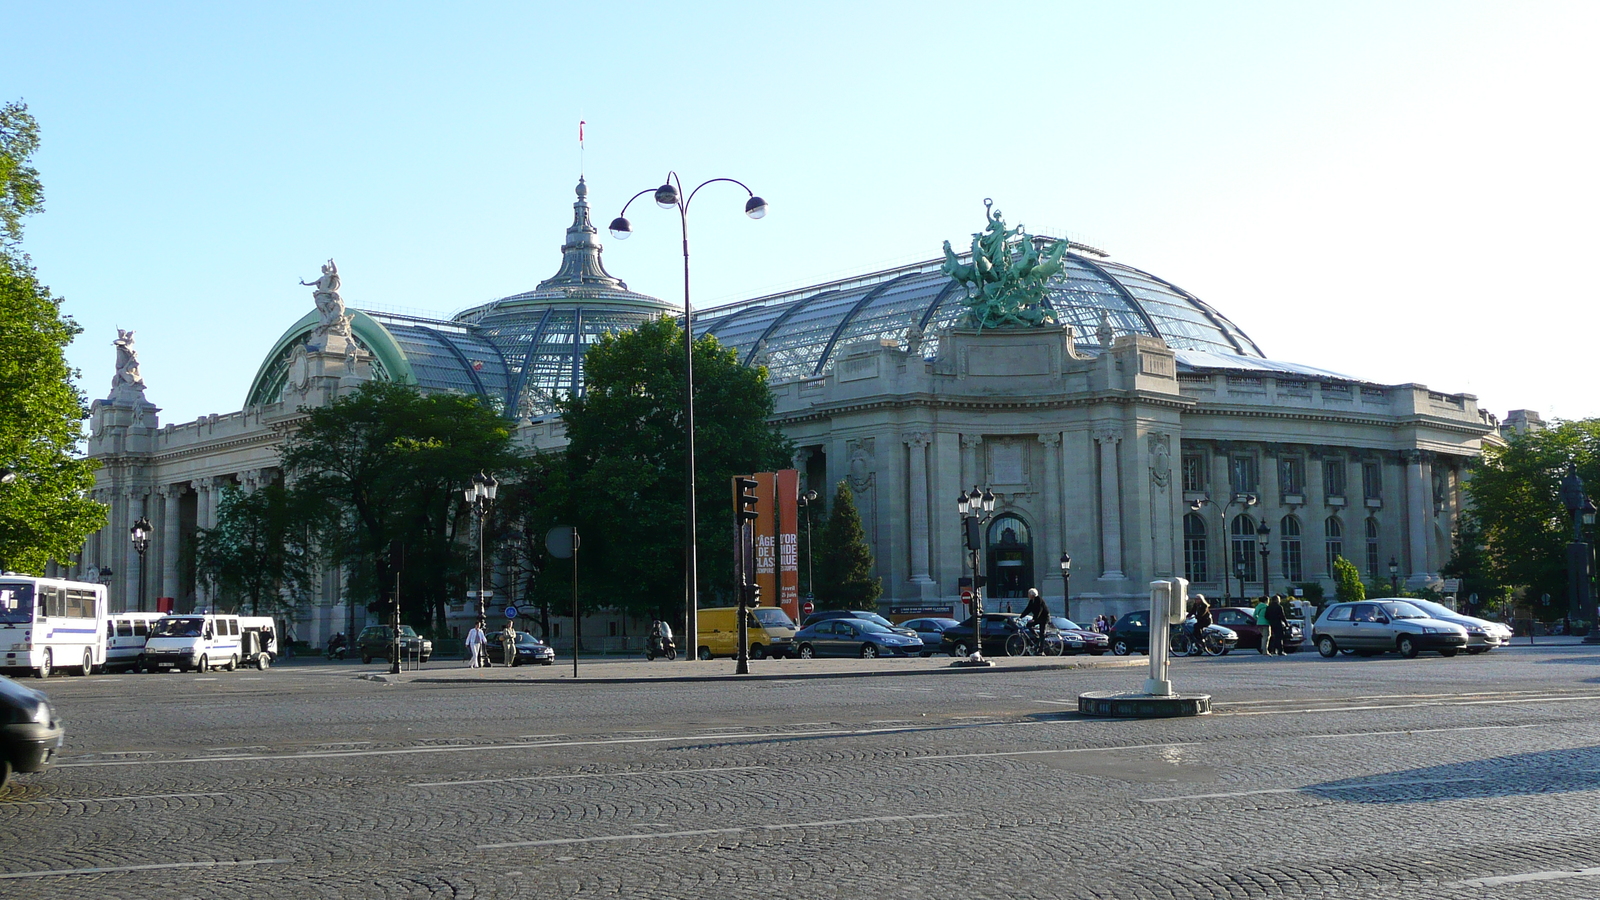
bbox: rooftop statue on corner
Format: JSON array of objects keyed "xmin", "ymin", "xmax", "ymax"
[
  {"xmin": 301, "ymin": 259, "xmax": 353, "ymax": 350},
  {"xmin": 941, "ymin": 199, "xmax": 1070, "ymax": 330},
  {"xmin": 110, "ymin": 328, "xmax": 145, "ymax": 393}
]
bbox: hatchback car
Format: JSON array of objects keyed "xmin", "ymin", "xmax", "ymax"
[
  {"xmin": 1, "ymin": 673, "xmax": 63, "ymax": 790},
  {"xmin": 1107, "ymin": 610, "xmax": 1153, "ymax": 656},
  {"xmin": 899, "ymin": 617, "xmax": 961, "ymax": 657},
  {"xmin": 357, "ymin": 625, "xmax": 434, "ymax": 664},
  {"xmin": 792, "ymin": 619, "xmax": 923, "ymax": 658},
  {"xmin": 1212, "ymin": 607, "xmax": 1304, "ymax": 653},
  {"xmin": 1312, "ymin": 600, "xmax": 1468, "ymax": 658},
  {"xmin": 1403, "ymin": 599, "xmax": 1510, "ymax": 653}
]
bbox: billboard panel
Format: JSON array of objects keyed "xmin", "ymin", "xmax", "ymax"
[{"xmin": 776, "ymin": 469, "xmax": 800, "ymax": 622}]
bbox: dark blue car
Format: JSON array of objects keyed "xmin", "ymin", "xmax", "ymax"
[{"xmin": 793, "ymin": 619, "xmax": 924, "ymax": 658}]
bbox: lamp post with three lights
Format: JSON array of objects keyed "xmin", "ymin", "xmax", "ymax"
[
  {"xmin": 1059, "ymin": 552, "xmax": 1072, "ymax": 620},
  {"xmin": 130, "ymin": 516, "xmax": 151, "ymax": 613},
  {"xmin": 463, "ymin": 472, "xmax": 498, "ymax": 624},
  {"xmin": 955, "ymin": 486, "xmax": 997, "ymax": 666},
  {"xmin": 610, "ymin": 173, "xmax": 767, "ymax": 658},
  {"xmin": 1255, "ymin": 521, "xmax": 1271, "ymax": 599}
]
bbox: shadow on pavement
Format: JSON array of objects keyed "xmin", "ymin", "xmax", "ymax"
[{"xmin": 1304, "ymin": 746, "xmax": 1600, "ymax": 803}]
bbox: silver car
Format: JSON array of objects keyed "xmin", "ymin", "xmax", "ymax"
[
  {"xmin": 1313, "ymin": 600, "xmax": 1469, "ymax": 659},
  {"xmin": 1404, "ymin": 599, "xmax": 1511, "ymax": 653}
]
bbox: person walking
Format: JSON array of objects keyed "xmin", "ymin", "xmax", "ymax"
[
  {"xmin": 500, "ymin": 620, "xmax": 518, "ymax": 667},
  {"xmin": 1265, "ymin": 595, "xmax": 1289, "ymax": 656},
  {"xmin": 1254, "ymin": 596, "xmax": 1270, "ymax": 654},
  {"xmin": 465, "ymin": 620, "xmax": 487, "ymax": 668}
]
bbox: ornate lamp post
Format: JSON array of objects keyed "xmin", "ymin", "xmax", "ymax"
[
  {"xmin": 1581, "ymin": 497, "xmax": 1598, "ymax": 644},
  {"xmin": 130, "ymin": 516, "xmax": 151, "ymax": 613},
  {"xmin": 955, "ymin": 486, "xmax": 997, "ymax": 665},
  {"xmin": 463, "ymin": 472, "xmax": 498, "ymax": 623},
  {"xmin": 611, "ymin": 173, "xmax": 767, "ymax": 659},
  {"xmin": 799, "ymin": 489, "xmax": 819, "ymax": 608},
  {"xmin": 1188, "ymin": 492, "xmax": 1257, "ymax": 603},
  {"xmin": 1256, "ymin": 521, "xmax": 1271, "ymax": 599},
  {"xmin": 1388, "ymin": 556, "xmax": 1400, "ymax": 597},
  {"xmin": 1059, "ymin": 552, "xmax": 1072, "ymax": 620}
]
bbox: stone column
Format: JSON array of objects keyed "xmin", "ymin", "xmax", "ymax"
[
  {"xmin": 1096, "ymin": 430, "xmax": 1125, "ymax": 580},
  {"xmin": 1405, "ymin": 451, "xmax": 1431, "ymax": 578},
  {"xmin": 162, "ymin": 485, "xmax": 181, "ymax": 605},
  {"xmin": 1305, "ymin": 453, "xmax": 1327, "ymax": 578},
  {"xmin": 191, "ymin": 479, "xmax": 211, "ymax": 609},
  {"xmin": 1038, "ymin": 433, "xmax": 1063, "ymax": 601},
  {"xmin": 961, "ymin": 434, "xmax": 983, "ymax": 491},
  {"xmin": 902, "ymin": 433, "xmax": 934, "ymax": 585}
]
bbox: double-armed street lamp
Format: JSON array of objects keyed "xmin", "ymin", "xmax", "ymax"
[
  {"xmin": 1256, "ymin": 522, "xmax": 1271, "ymax": 599},
  {"xmin": 464, "ymin": 472, "xmax": 499, "ymax": 623},
  {"xmin": 1188, "ymin": 492, "xmax": 1258, "ymax": 602},
  {"xmin": 955, "ymin": 486, "xmax": 997, "ymax": 665},
  {"xmin": 610, "ymin": 173, "xmax": 767, "ymax": 658},
  {"xmin": 1059, "ymin": 552, "xmax": 1072, "ymax": 620},
  {"xmin": 130, "ymin": 516, "xmax": 151, "ymax": 613}
]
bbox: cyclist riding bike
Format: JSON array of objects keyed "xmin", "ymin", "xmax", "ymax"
[{"xmin": 1021, "ymin": 588, "xmax": 1051, "ymax": 644}]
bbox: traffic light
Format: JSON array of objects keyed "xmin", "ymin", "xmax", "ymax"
[
  {"xmin": 740, "ymin": 582, "xmax": 761, "ymax": 608},
  {"xmin": 964, "ymin": 516, "xmax": 982, "ymax": 551},
  {"xmin": 736, "ymin": 477, "xmax": 760, "ymax": 523}
]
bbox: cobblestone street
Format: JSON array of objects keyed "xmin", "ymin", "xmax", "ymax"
[{"xmin": 6, "ymin": 643, "xmax": 1600, "ymax": 899}]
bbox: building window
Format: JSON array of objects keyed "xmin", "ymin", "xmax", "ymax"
[
  {"xmin": 1325, "ymin": 517, "xmax": 1343, "ymax": 574},
  {"xmin": 1181, "ymin": 455, "xmax": 1206, "ymax": 493},
  {"xmin": 1363, "ymin": 461, "xmax": 1382, "ymax": 500},
  {"xmin": 1183, "ymin": 513, "xmax": 1208, "ymax": 583},
  {"xmin": 1365, "ymin": 518, "xmax": 1381, "ymax": 576},
  {"xmin": 1231, "ymin": 514, "xmax": 1258, "ymax": 585},
  {"xmin": 1280, "ymin": 457, "xmax": 1305, "ymax": 498},
  {"xmin": 1230, "ymin": 456, "xmax": 1259, "ymax": 495},
  {"xmin": 1280, "ymin": 516, "xmax": 1303, "ymax": 583},
  {"xmin": 1324, "ymin": 459, "xmax": 1345, "ymax": 498}
]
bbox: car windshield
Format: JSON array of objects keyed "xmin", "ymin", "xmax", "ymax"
[
  {"xmin": 1052, "ymin": 617, "xmax": 1084, "ymax": 631},
  {"xmin": 152, "ymin": 617, "xmax": 204, "ymax": 638},
  {"xmin": 0, "ymin": 583, "xmax": 34, "ymax": 625},
  {"xmin": 752, "ymin": 608, "xmax": 795, "ymax": 628},
  {"xmin": 1378, "ymin": 601, "xmax": 1429, "ymax": 619},
  {"xmin": 1407, "ymin": 600, "xmax": 1452, "ymax": 617},
  {"xmin": 858, "ymin": 613, "xmax": 894, "ymax": 628},
  {"xmin": 398, "ymin": 626, "xmax": 419, "ymax": 638},
  {"xmin": 514, "ymin": 634, "xmax": 546, "ymax": 645},
  {"xmin": 856, "ymin": 621, "xmax": 892, "ymax": 635}
]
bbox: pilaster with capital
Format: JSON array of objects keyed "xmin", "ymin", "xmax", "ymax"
[
  {"xmin": 124, "ymin": 489, "xmax": 147, "ymax": 614},
  {"xmin": 1095, "ymin": 429, "xmax": 1125, "ymax": 580},
  {"xmin": 1038, "ymin": 433, "xmax": 1063, "ymax": 597},
  {"xmin": 903, "ymin": 433, "xmax": 934, "ymax": 584},
  {"xmin": 960, "ymin": 434, "xmax": 983, "ymax": 491},
  {"xmin": 161, "ymin": 484, "xmax": 182, "ymax": 604},
  {"xmin": 1403, "ymin": 450, "xmax": 1431, "ymax": 578}
]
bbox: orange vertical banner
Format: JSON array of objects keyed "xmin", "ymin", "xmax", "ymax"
[
  {"xmin": 776, "ymin": 469, "xmax": 800, "ymax": 622},
  {"xmin": 754, "ymin": 472, "xmax": 778, "ymax": 610}
]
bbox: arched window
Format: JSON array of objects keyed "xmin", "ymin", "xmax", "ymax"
[
  {"xmin": 1325, "ymin": 517, "xmax": 1343, "ymax": 574},
  {"xmin": 985, "ymin": 515, "xmax": 1033, "ymax": 601},
  {"xmin": 1279, "ymin": 516, "xmax": 1303, "ymax": 583},
  {"xmin": 1365, "ymin": 518, "xmax": 1381, "ymax": 577},
  {"xmin": 1231, "ymin": 514, "xmax": 1258, "ymax": 585},
  {"xmin": 1183, "ymin": 513, "xmax": 1208, "ymax": 583}
]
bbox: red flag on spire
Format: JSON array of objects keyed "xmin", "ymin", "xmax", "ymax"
[{"xmin": 579, "ymin": 120, "xmax": 585, "ymax": 148}]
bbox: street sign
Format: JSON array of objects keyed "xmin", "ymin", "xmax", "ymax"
[
  {"xmin": 467, "ymin": 590, "xmax": 494, "ymax": 599},
  {"xmin": 1442, "ymin": 578, "xmax": 1461, "ymax": 593},
  {"xmin": 801, "ymin": 600, "xmax": 815, "ymax": 616},
  {"xmin": 504, "ymin": 606, "xmax": 518, "ymax": 619},
  {"xmin": 546, "ymin": 526, "xmax": 578, "ymax": 559},
  {"xmin": 960, "ymin": 587, "xmax": 974, "ymax": 606}
]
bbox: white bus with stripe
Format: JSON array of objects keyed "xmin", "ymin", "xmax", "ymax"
[{"xmin": 0, "ymin": 576, "xmax": 110, "ymax": 678}]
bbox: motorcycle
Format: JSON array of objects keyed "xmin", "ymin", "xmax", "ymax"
[
  {"xmin": 1171, "ymin": 618, "xmax": 1238, "ymax": 657},
  {"xmin": 645, "ymin": 633, "xmax": 677, "ymax": 661},
  {"xmin": 325, "ymin": 632, "xmax": 348, "ymax": 660}
]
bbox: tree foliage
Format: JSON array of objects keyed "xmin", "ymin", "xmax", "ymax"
[
  {"xmin": 815, "ymin": 480, "xmax": 881, "ymax": 609},
  {"xmin": 1331, "ymin": 555, "xmax": 1365, "ymax": 603},
  {"xmin": 0, "ymin": 101, "xmax": 104, "ymax": 573},
  {"xmin": 558, "ymin": 316, "xmax": 793, "ymax": 620},
  {"xmin": 279, "ymin": 382, "xmax": 519, "ymax": 630},
  {"xmin": 1463, "ymin": 419, "xmax": 1600, "ymax": 618},
  {"xmin": 193, "ymin": 483, "xmax": 322, "ymax": 616}
]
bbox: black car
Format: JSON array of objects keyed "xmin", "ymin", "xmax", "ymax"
[
  {"xmin": 1108, "ymin": 610, "xmax": 1153, "ymax": 656},
  {"xmin": 481, "ymin": 632, "xmax": 556, "ymax": 666},
  {"xmin": 1, "ymin": 673, "xmax": 63, "ymax": 790},
  {"xmin": 357, "ymin": 625, "xmax": 434, "ymax": 664},
  {"xmin": 900, "ymin": 617, "xmax": 961, "ymax": 657},
  {"xmin": 939, "ymin": 613, "xmax": 1035, "ymax": 657}
]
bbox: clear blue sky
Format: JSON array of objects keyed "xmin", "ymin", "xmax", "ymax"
[{"xmin": 7, "ymin": 1, "xmax": 1597, "ymax": 425}]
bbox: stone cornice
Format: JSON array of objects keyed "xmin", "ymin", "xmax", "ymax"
[
  {"xmin": 1181, "ymin": 403, "xmax": 1495, "ymax": 438},
  {"xmin": 772, "ymin": 389, "xmax": 1196, "ymax": 426}
]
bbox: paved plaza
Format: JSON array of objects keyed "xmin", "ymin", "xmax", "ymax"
[{"xmin": 5, "ymin": 642, "xmax": 1600, "ymax": 899}]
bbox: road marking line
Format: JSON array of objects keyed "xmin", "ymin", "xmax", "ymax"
[
  {"xmin": 1138, "ymin": 776, "xmax": 1485, "ymax": 803},
  {"xmin": 0, "ymin": 859, "xmax": 292, "ymax": 880},
  {"xmin": 478, "ymin": 813, "xmax": 961, "ymax": 849},
  {"xmin": 1318, "ymin": 724, "xmax": 1553, "ymax": 739},
  {"xmin": 1221, "ymin": 695, "xmax": 1600, "ymax": 717},
  {"xmin": 414, "ymin": 765, "xmax": 769, "ymax": 788},
  {"xmin": 194, "ymin": 677, "xmax": 218, "ymax": 681},
  {"xmin": 938, "ymin": 741, "xmax": 1198, "ymax": 761},
  {"xmin": 1456, "ymin": 866, "xmax": 1600, "ymax": 888},
  {"xmin": 8, "ymin": 791, "xmax": 229, "ymax": 806}
]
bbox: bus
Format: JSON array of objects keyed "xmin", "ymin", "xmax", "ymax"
[{"xmin": 0, "ymin": 575, "xmax": 110, "ymax": 678}]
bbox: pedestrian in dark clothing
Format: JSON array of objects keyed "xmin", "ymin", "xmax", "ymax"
[{"xmin": 1265, "ymin": 595, "xmax": 1289, "ymax": 655}]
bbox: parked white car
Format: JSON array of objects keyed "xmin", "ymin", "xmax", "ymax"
[{"xmin": 1403, "ymin": 599, "xmax": 1511, "ymax": 653}]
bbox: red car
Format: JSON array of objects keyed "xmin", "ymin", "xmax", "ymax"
[{"xmin": 1212, "ymin": 607, "xmax": 1303, "ymax": 652}]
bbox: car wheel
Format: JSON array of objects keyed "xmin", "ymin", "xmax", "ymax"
[
  {"xmin": 0, "ymin": 757, "xmax": 11, "ymax": 791},
  {"xmin": 1317, "ymin": 636, "xmax": 1338, "ymax": 658},
  {"xmin": 197, "ymin": 654, "xmax": 209, "ymax": 673},
  {"xmin": 1439, "ymin": 648, "xmax": 1459, "ymax": 657},
  {"xmin": 1110, "ymin": 639, "xmax": 1131, "ymax": 656},
  {"xmin": 697, "ymin": 647, "xmax": 712, "ymax": 661},
  {"xmin": 952, "ymin": 641, "xmax": 972, "ymax": 657},
  {"xmin": 226, "ymin": 654, "xmax": 239, "ymax": 672},
  {"xmin": 420, "ymin": 655, "xmax": 430, "ymax": 664},
  {"xmin": 1398, "ymin": 636, "xmax": 1419, "ymax": 659},
  {"xmin": 750, "ymin": 644, "xmax": 766, "ymax": 660},
  {"xmin": 361, "ymin": 654, "xmax": 373, "ymax": 664},
  {"xmin": 38, "ymin": 648, "xmax": 52, "ymax": 679},
  {"xmin": 256, "ymin": 653, "xmax": 270, "ymax": 671},
  {"xmin": 860, "ymin": 644, "xmax": 879, "ymax": 659},
  {"xmin": 798, "ymin": 643, "xmax": 816, "ymax": 659},
  {"xmin": 81, "ymin": 648, "xmax": 94, "ymax": 676},
  {"xmin": 136, "ymin": 653, "xmax": 148, "ymax": 673}
]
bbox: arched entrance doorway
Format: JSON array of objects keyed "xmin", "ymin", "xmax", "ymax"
[{"xmin": 986, "ymin": 515, "xmax": 1033, "ymax": 608}]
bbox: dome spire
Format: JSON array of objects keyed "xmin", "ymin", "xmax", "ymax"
[{"xmin": 537, "ymin": 176, "xmax": 627, "ymax": 290}]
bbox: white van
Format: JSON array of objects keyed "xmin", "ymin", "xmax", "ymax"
[
  {"xmin": 104, "ymin": 612, "xmax": 165, "ymax": 672},
  {"xmin": 143, "ymin": 613, "xmax": 278, "ymax": 672}
]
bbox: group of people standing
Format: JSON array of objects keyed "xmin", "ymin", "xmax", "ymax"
[
  {"xmin": 1252, "ymin": 595, "xmax": 1292, "ymax": 655},
  {"xmin": 464, "ymin": 619, "xmax": 518, "ymax": 667}
]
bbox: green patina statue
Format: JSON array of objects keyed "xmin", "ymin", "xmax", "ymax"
[{"xmin": 941, "ymin": 198, "xmax": 1071, "ymax": 330}]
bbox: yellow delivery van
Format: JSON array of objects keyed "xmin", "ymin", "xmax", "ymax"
[{"xmin": 696, "ymin": 607, "xmax": 797, "ymax": 660}]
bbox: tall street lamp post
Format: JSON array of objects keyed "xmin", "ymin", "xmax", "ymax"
[
  {"xmin": 611, "ymin": 173, "xmax": 767, "ymax": 659},
  {"xmin": 955, "ymin": 486, "xmax": 997, "ymax": 666},
  {"xmin": 799, "ymin": 489, "xmax": 819, "ymax": 608},
  {"xmin": 1388, "ymin": 556, "xmax": 1400, "ymax": 596},
  {"xmin": 1188, "ymin": 493, "xmax": 1257, "ymax": 603},
  {"xmin": 130, "ymin": 516, "xmax": 151, "ymax": 613},
  {"xmin": 464, "ymin": 472, "xmax": 498, "ymax": 623},
  {"xmin": 1059, "ymin": 552, "xmax": 1072, "ymax": 620},
  {"xmin": 1256, "ymin": 522, "xmax": 1271, "ymax": 599},
  {"xmin": 1582, "ymin": 497, "xmax": 1598, "ymax": 644}
]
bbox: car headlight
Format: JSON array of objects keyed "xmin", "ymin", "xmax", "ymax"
[{"xmin": 30, "ymin": 701, "xmax": 52, "ymax": 725}]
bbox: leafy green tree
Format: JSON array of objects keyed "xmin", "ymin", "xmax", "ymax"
[
  {"xmin": 815, "ymin": 480, "xmax": 881, "ymax": 609},
  {"xmin": 559, "ymin": 316, "xmax": 793, "ymax": 620},
  {"xmin": 1463, "ymin": 419, "xmax": 1600, "ymax": 620},
  {"xmin": 495, "ymin": 452, "xmax": 572, "ymax": 639},
  {"xmin": 0, "ymin": 101, "xmax": 104, "ymax": 573},
  {"xmin": 193, "ymin": 483, "xmax": 323, "ymax": 617},
  {"xmin": 279, "ymin": 382, "xmax": 519, "ymax": 630},
  {"xmin": 1332, "ymin": 555, "xmax": 1365, "ymax": 603}
]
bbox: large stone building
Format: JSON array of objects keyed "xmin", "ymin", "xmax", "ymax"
[{"xmin": 68, "ymin": 180, "xmax": 1502, "ymax": 646}]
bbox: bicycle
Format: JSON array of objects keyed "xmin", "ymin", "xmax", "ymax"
[
  {"xmin": 1005, "ymin": 626, "xmax": 1064, "ymax": 657},
  {"xmin": 1171, "ymin": 621, "xmax": 1232, "ymax": 657}
]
